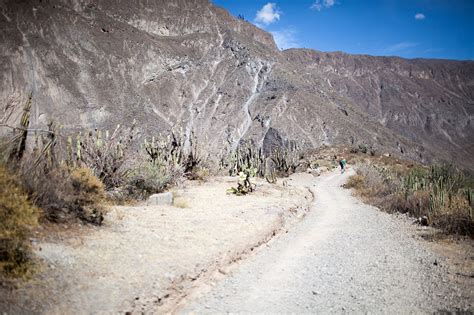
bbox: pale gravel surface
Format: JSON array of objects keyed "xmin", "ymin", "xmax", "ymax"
[{"xmin": 181, "ymin": 170, "xmax": 473, "ymax": 314}]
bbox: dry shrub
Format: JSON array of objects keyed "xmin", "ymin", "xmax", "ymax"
[
  {"xmin": 356, "ymin": 163, "xmax": 400, "ymax": 197},
  {"xmin": 390, "ymin": 190, "xmax": 431, "ymax": 218},
  {"xmin": 271, "ymin": 146, "xmax": 300, "ymax": 176},
  {"xmin": 173, "ymin": 197, "xmax": 189, "ymax": 208},
  {"xmin": 344, "ymin": 174, "xmax": 365, "ymax": 190},
  {"xmin": 356, "ymin": 163, "xmax": 384, "ymax": 189},
  {"xmin": 68, "ymin": 167, "xmax": 107, "ymax": 224},
  {"xmin": 187, "ymin": 166, "xmax": 210, "ymax": 181},
  {"xmin": 0, "ymin": 165, "xmax": 39, "ymax": 277},
  {"xmin": 20, "ymin": 164, "xmax": 106, "ymax": 225},
  {"xmin": 124, "ymin": 157, "xmax": 184, "ymax": 200},
  {"xmin": 73, "ymin": 125, "xmax": 136, "ymax": 190},
  {"xmin": 348, "ymin": 161, "xmax": 474, "ymax": 237},
  {"xmin": 228, "ymin": 142, "xmax": 300, "ymax": 179},
  {"xmin": 435, "ymin": 195, "xmax": 474, "ymax": 236}
]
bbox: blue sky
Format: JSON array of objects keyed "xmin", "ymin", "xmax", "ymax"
[{"xmin": 212, "ymin": 0, "xmax": 474, "ymax": 60}]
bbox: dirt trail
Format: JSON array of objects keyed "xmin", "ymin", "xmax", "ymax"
[{"xmin": 181, "ymin": 170, "xmax": 473, "ymax": 313}]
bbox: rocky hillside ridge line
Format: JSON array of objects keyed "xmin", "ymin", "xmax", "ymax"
[{"xmin": 0, "ymin": 0, "xmax": 473, "ymax": 168}]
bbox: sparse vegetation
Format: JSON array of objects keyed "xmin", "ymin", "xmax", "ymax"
[
  {"xmin": 125, "ymin": 159, "xmax": 184, "ymax": 200},
  {"xmin": 187, "ymin": 166, "xmax": 210, "ymax": 181},
  {"xmin": 19, "ymin": 160, "xmax": 107, "ymax": 225},
  {"xmin": 0, "ymin": 165, "xmax": 39, "ymax": 277},
  {"xmin": 68, "ymin": 124, "xmax": 137, "ymax": 190},
  {"xmin": 270, "ymin": 146, "xmax": 299, "ymax": 176},
  {"xmin": 228, "ymin": 141, "xmax": 300, "ymax": 182},
  {"xmin": 143, "ymin": 131, "xmax": 203, "ymax": 180},
  {"xmin": 350, "ymin": 143, "xmax": 371, "ymax": 155},
  {"xmin": 173, "ymin": 197, "xmax": 189, "ymax": 208},
  {"xmin": 347, "ymin": 161, "xmax": 474, "ymax": 236},
  {"xmin": 227, "ymin": 169, "xmax": 256, "ymax": 196},
  {"xmin": 344, "ymin": 174, "xmax": 365, "ymax": 190},
  {"xmin": 228, "ymin": 142, "xmax": 264, "ymax": 177}
]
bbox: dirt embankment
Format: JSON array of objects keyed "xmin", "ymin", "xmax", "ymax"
[{"xmin": 0, "ymin": 175, "xmax": 313, "ymax": 314}]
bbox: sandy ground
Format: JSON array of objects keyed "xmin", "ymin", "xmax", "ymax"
[
  {"xmin": 181, "ymin": 170, "xmax": 473, "ymax": 313},
  {"xmin": 0, "ymin": 176, "xmax": 312, "ymax": 314},
  {"xmin": 1, "ymin": 170, "xmax": 472, "ymax": 314}
]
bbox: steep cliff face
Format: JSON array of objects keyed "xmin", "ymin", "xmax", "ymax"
[
  {"xmin": 283, "ymin": 49, "xmax": 474, "ymax": 166},
  {"xmin": 1, "ymin": 0, "xmax": 473, "ymax": 168}
]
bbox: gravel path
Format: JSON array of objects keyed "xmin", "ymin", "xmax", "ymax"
[{"xmin": 181, "ymin": 170, "xmax": 473, "ymax": 313}]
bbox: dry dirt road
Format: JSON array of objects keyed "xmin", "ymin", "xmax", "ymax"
[{"xmin": 180, "ymin": 170, "xmax": 473, "ymax": 313}]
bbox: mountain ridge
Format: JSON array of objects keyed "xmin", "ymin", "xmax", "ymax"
[{"xmin": 1, "ymin": 0, "xmax": 473, "ymax": 168}]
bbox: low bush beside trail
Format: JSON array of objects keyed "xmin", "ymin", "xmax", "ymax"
[
  {"xmin": 18, "ymin": 161, "xmax": 107, "ymax": 225},
  {"xmin": 0, "ymin": 165, "xmax": 39, "ymax": 277},
  {"xmin": 346, "ymin": 161, "xmax": 474, "ymax": 236}
]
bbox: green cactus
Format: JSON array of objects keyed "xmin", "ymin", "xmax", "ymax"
[
  {"xmin": 227, "ymin": 168, "xmax": 256, "ymax": 195},
  {"xmin": 8, "ymin": 93, "xmax": 33, "ymax": 164},
  {"xmin": 465, "ymin": 188, "xmax": 473, "ymax": 208},
  {"xmin": 76, "ymin": 133, "xmax": 82, "ymax": 161},
  {"xmin": 66, "ymin": 136, "xmax": 73, "ymax": 167},
  {"xmin": 228, "ymin": 142, "xmax": 265, "ymax": 177}
]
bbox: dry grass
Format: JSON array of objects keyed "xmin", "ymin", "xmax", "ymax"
[
  {"xmin": 344, "ymin": 174, "xmax": 365, "ymax": 190},
  {"xmin": 346, "ymin": 161, "xmax": 474, "ymax": 237},
  {"xmin": 20, "ymin": 163, "xmax": 107, "ymax": 225},
  {"xmin": 0, "ymin": 165, "xmax": 39, "ymax": 277},
  {"xmin": 173, "ymin": 197, "xmax": 189, "ymax": 209},
  {"xmin": 187, "ymin": 166, "xmax": 210, "ymax": 181}
]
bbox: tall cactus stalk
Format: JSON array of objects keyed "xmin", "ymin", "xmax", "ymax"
[{"xmin": 8, "ymin": 93, "xmax": 33, "ymax": 163}]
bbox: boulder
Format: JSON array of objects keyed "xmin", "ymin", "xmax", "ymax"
[{"xmin": 147, "ymin": 192, "xmax": 173, "ymax": 206}]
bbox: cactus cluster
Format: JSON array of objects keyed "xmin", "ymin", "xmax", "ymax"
[
  {"xmin": 228, "ymin": 141, "xmax": 300, "ymax": 182},
  {"xmin": 228, "ymin": 142, "xmax": 264, "ymax": 177},
  {"xmin": 270, "ymin": 146, "xmax": 300, "ymax": 175},
  {"xmin": 402, "ymin": 164, "xmax": 472, "ymax": 216},
  {"xmin": 465, "ymin": 188, "xmax": 473, "ymax": 208},
  {"xmin": 144, "ymin": 133, "xmax": 185, "ymax": 168},
  {"xmin": 7, "ymin": 93, "xmax": 32, "ymax": 164},
  {"xmin": 65, "ymin": 124, "xmax": 136, "ymax": 189},
  {"xmin": 143, "ymin": 130, "xmax": 202, "ymax": 176},
  {"xmin": 465, "ymin": 188, "xmax": 473, "ymax": 220},
  {"xmin": 227, "ymin": 168, "xmax": 256, "ymax": 196},
  {"xmin": 354, "ymin": 161, "xmax": 473, "ymax": 235}
]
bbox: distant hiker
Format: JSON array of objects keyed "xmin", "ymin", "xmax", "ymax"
[{"xmin": 339, "ymin": 158, "xmax": 347, "ymax": 174}]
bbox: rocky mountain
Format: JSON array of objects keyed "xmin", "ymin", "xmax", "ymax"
[{"xmin": 1, "ymin": 0, "xmax": 473, "ymax": 168}]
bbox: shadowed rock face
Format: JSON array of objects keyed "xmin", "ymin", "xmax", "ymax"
[{"xmin": 1, "ymin": 0, "xmax": 473, "ymax": 168}]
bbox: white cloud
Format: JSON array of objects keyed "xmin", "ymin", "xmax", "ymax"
[
  {"xmin": 310, "ymin": 0, "xmax": 336, "ymax": 11},
  {"xmin": 254, "ymin": 3, "xmax": 281, "ymax": 26},
  {"xmin": 415, "ymin": 13, "xmax": 425, "ymax": 20},
  {"xmin": 384, "ymin": 42, "xmax": 419, "ymax": 53},
  {"xmin": 271, "ymin": 29, "xmax": 299, "ymax": 50}
]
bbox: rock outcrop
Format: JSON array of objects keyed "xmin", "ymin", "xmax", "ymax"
[{"xmin": 1, "ymin": 0, "xmax": 473, "ymax": 168}]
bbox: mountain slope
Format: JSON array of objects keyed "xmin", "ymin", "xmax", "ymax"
[{"xmin": 1, "ymin": 0, "xmax": 473, "ymax": 168}]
